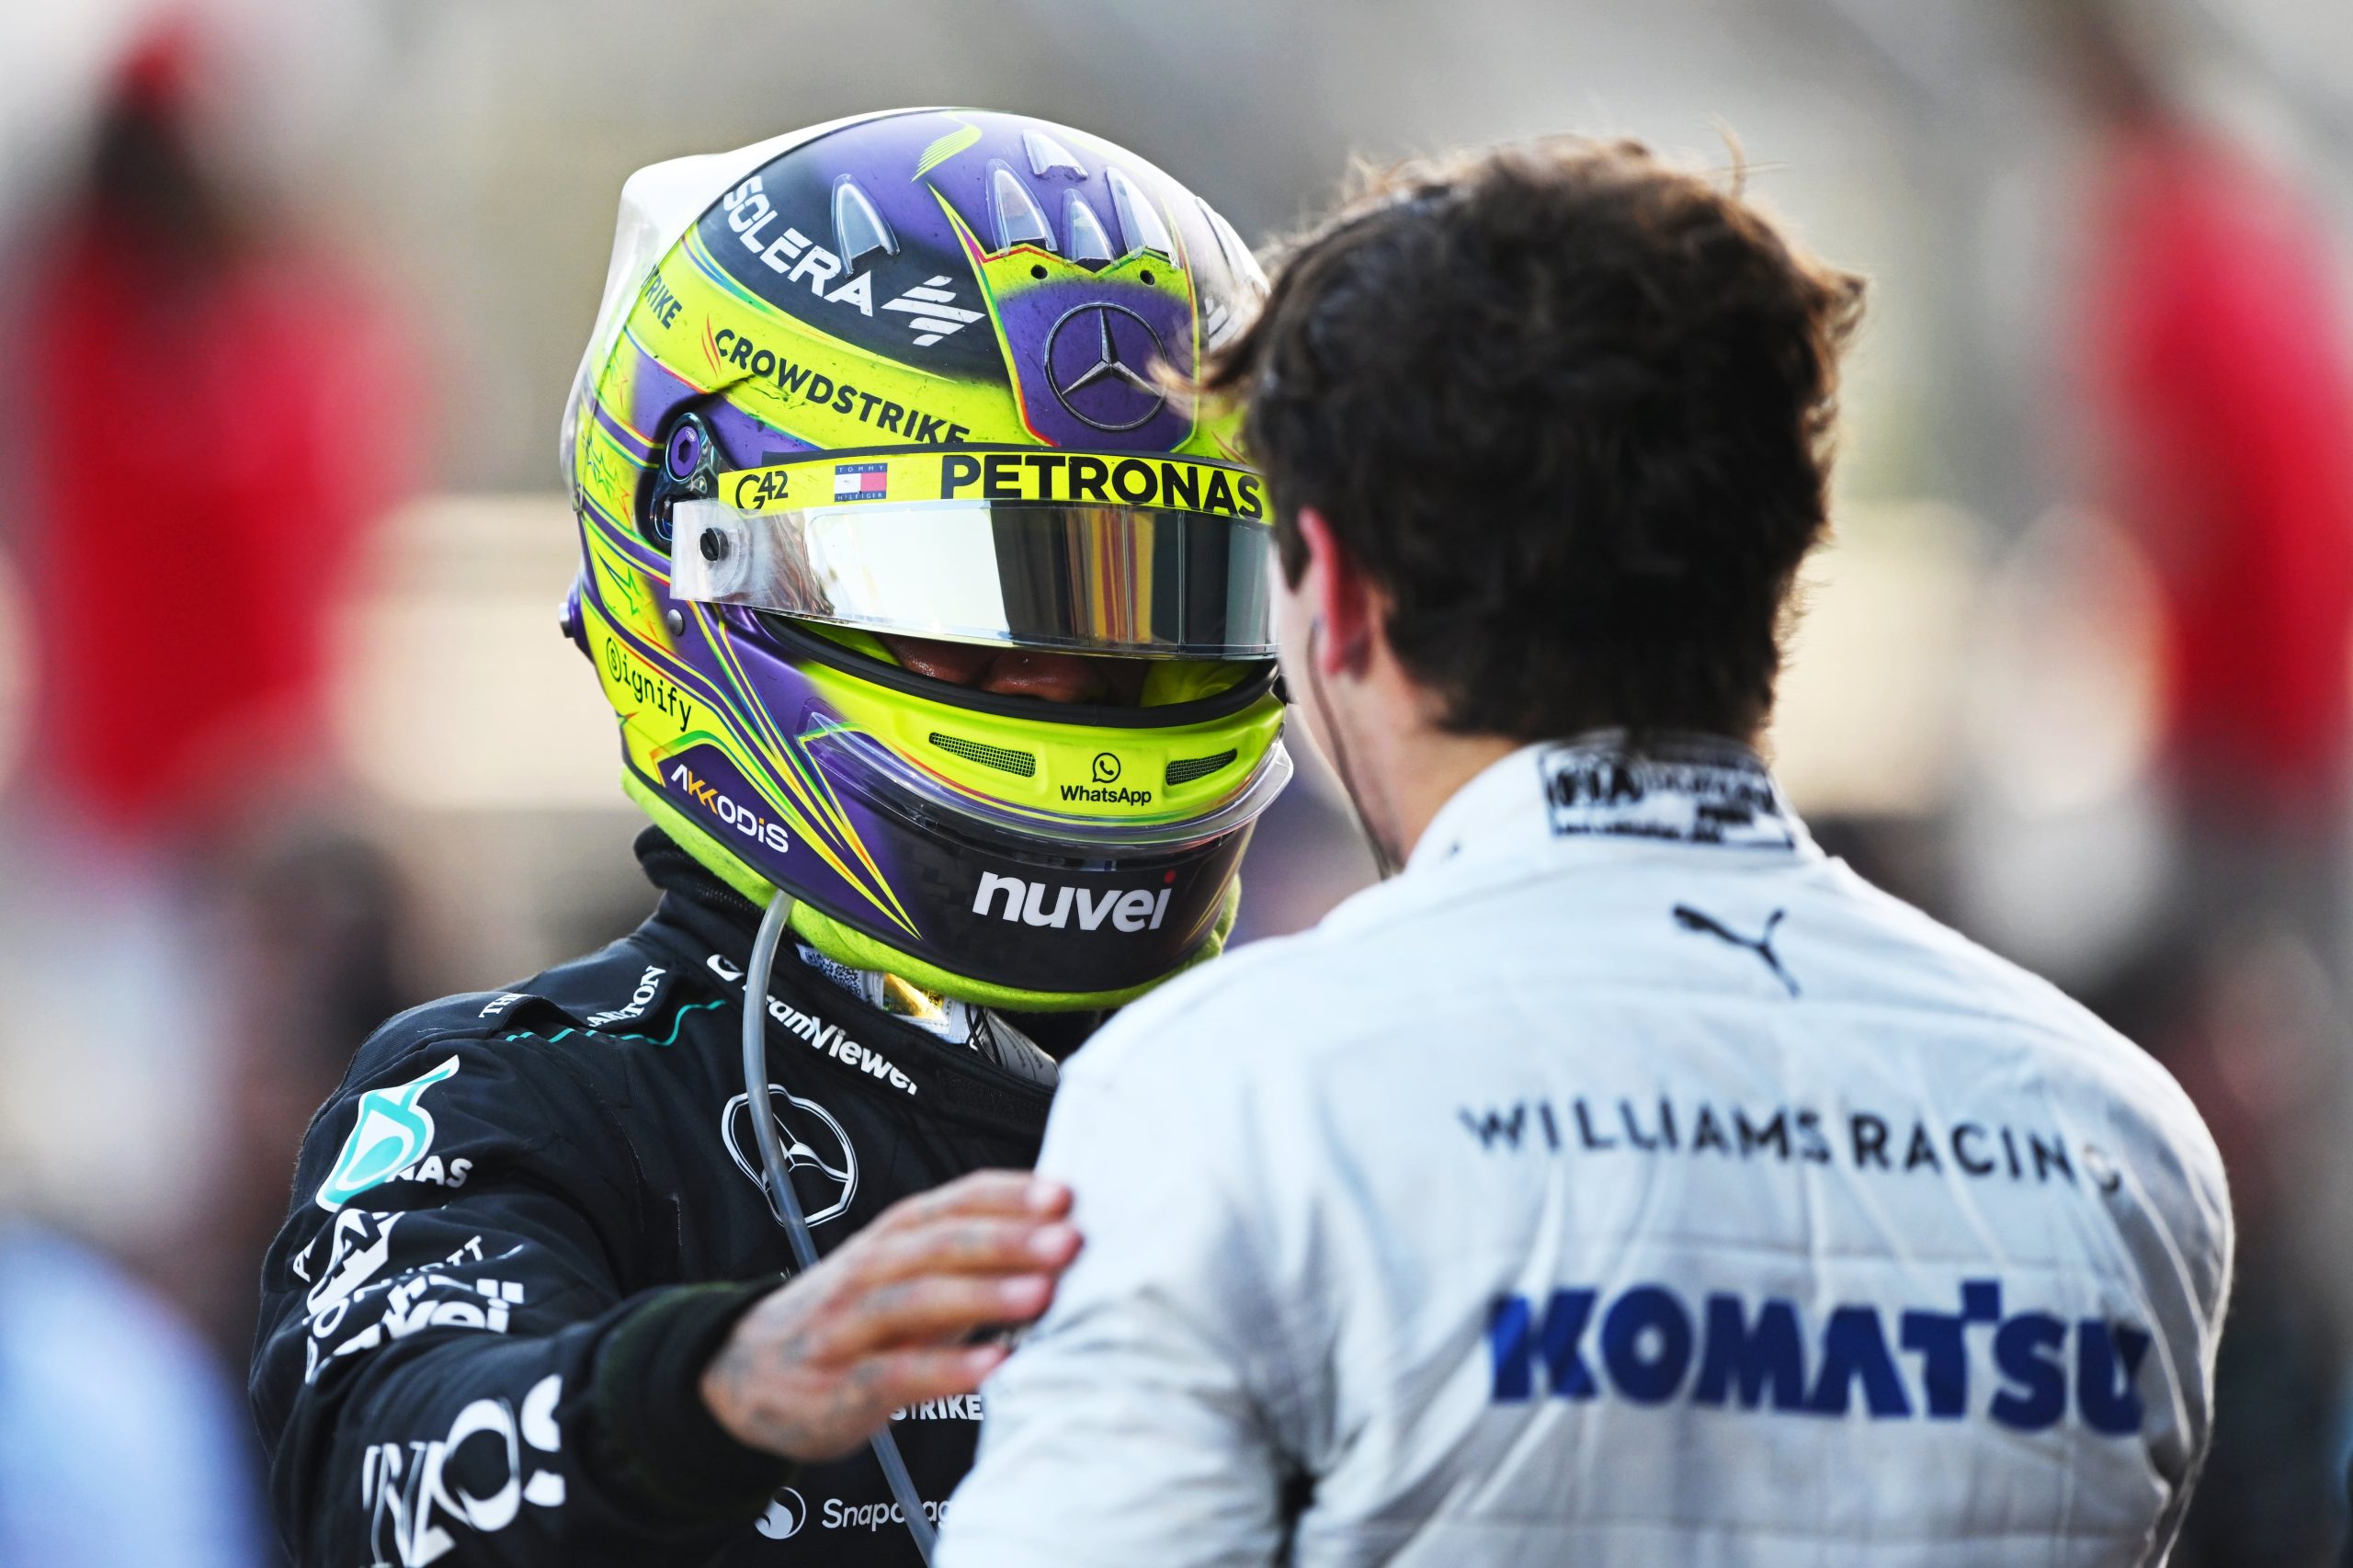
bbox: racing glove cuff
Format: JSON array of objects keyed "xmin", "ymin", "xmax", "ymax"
[{"xmin": 587, "ymin": 1278, "xmax": 790, "ymax": 1524}]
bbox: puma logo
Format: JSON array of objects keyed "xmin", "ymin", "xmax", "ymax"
[{"xmin": 1672, "ymin": 904, "xmax": 1799, "ymax": 996}]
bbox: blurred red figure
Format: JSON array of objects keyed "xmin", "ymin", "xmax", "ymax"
[
  {"xmin": 17, "ymin": 22, "xmax": 415, "ymax": 848},
  {"xmin": 2056, "ymin": 10, "xmax": 2353, "ymax": 1560},
  {"xmin": 2081, "ymin": 70, "xmax": 2353, "ymax": 825}
]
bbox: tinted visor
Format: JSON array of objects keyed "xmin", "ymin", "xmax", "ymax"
[{"xmin": 668, "ymin": 449, "xmax": 1275, "ymax": 657}]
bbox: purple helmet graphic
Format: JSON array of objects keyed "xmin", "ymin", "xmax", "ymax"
[{"xmin": 563, "ymin": 109, "xmax": 1290, "ymax": 1011}]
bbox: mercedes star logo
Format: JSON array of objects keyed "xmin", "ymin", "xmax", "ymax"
[
  {"xmin": 1042, "ymin": 301, "xmax": 1167, "ymax": 433},
  {"xmin": 721, "ymin": 1086, "xmax": 859, "ymax": 1228}
]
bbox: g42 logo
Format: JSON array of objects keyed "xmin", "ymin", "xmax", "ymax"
[
  {"xmin": 1091, "ymin": 753, "xmax": 1121, "ymax": 784},
  {"xmin": 731, "ymin": 469, "xmax": 791, "ymax": 510}
]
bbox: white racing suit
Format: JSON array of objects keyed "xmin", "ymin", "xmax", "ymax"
[{"xmin": 942, "ymin": 736, "xmax": 2234, "ymax": 1566}]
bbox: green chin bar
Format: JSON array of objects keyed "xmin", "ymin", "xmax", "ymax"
[{"xmin": 624, "ymin": 771, "xmax": 1241, "ymax": 1013}]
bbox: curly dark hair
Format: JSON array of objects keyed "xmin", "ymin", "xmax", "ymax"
[{"xmin": 1200, "ymin": 138, "xmax": 1865, "ymax": 743}]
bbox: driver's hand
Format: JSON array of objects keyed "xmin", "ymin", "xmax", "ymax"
[{"xmin": 699, "ymin": 1170, "xmax": 1081, "ymax": 1461}]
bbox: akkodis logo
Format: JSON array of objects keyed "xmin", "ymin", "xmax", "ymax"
[{"xmin": 670, "ymin": 762, "xmax": 790, "ymax": 855}]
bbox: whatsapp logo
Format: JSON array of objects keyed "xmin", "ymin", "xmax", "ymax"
[{"xmin": 314, "ymin": 1056, "xmax": 462, "ymax": 1211}]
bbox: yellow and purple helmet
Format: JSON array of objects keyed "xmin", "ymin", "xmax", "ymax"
[{"xmin": 559, "ymin": 109, "xmax": 1288, "ymax": 1011}]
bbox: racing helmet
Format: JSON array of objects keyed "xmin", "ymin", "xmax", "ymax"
[{"xmin": 560, "ymin": 109, "xmax": 1288, "ymax": 1011}]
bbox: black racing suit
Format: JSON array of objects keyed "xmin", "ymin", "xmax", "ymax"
[{"xmin": 252, "ymin": 831, "xmax": 1060, "ymax": 1566}]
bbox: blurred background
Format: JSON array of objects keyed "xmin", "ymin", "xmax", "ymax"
[{"xmin": 0, "ymin": 0, "xmax": 2347, "ymax": 1561}]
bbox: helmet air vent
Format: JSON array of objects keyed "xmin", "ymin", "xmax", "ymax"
[
  {"xmin": 929, "ymin": 733, "xmax": 1038, "ymax": 778},
  {"xmin": 1021, "ymin": 129, "xmax": 1088, "ymax": 179},
  {"xmin": 1063, "ymin": 193, "xmax": 1116, "ymax": 266},
  {"xmin": 1106, "ymin": 168, "xmax": 1176, "ymax": 266},
  {"xmin": 988, "ymin": 164, "xmax": 1057, "ymax": 254},
  {"xmin": 1199, "ymin": 200, "xmax": 1256, "ymax": 279},
  {"xmin": 1165, "ymin": 750, "xmax": 1237, "ymax": 787},
  {"xmin": 832, "ymin": 176, "xmax": 899, "ymax": 271},
  {"xmin": 1197, "ymin": 199, "xmax": 1259, "ymax": 346}
]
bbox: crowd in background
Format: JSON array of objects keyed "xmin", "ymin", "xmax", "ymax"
[{"xmin": 0, "ymin": 1, "xmax": 2347, "ymax": 1562}]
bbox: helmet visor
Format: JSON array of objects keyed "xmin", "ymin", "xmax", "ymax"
[{"xmin": 668, "ymin": 449, "xmax": 1276, "ymax": 657}]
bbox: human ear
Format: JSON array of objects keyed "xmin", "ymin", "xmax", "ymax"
[{"xmin": 1295, "ymin": 507, "xmax": 1377, "ymax": 678}]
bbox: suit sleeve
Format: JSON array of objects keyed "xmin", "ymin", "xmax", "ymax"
[
  {"xmin": 939, "ymin": 1040, "xmax": 1306, "ymax": 1568},
  {"xmin": 251, "ymin": 1029, "xmax": 787, "ymax": 1566}
]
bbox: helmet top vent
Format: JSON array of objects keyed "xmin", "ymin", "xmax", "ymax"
[
  {"xmin": 1064, "ymin": 192, "xmax": 1116, "ymax": 265},
  {"xmin": 1106, "ymin": 167, "xmax": 1176, "ymax": 264},
  {"xmin": 1022, "ymin": 129, "xmax": 1087, "ymax": 179},
  {"xmin": 832, "ymin": 175, "xmax": 900, "ymax": 271},
  {"xmin": 989, "ymin": 163, "xmax": 1057, "ymax": 253}
]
